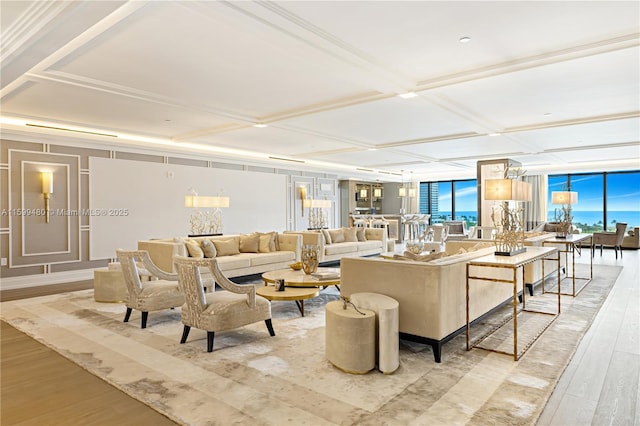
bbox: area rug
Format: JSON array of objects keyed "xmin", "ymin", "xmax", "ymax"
[{"xmin": 1, "ymin": 264, "xmax": 621, "ymax": 425}]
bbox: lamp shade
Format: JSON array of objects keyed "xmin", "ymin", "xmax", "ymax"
[
  {"xmin": 551, "ymin": 191, "xmax": 578, "ymax": 205},
  {"xmin": 41, "ymin": 172, "xmax": 53, "ymax": 194},
  {"xmin": 373, "ymin": 187, "xmax": 382, "ymax": 198},
  {"xmin": 310, "ymin": 199, "xmax": 332, "ymax": 208},
  {"xmin": 185, "ymin": 195, "xmax": 230, "ymax": 208},
  {"xmin": 398, "ymin": 186, "xmax": 406, "ymax": 197},
  {"xmin": 484, "ymin": 179, "xmax": 532, "ymax": 201}
]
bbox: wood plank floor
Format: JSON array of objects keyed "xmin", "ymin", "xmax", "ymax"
[{"xmin": 1, "ymin": 248, "xmax": 638, "ymax": 425}]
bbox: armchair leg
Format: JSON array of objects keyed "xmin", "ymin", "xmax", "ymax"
[
  {"xmin": 207, "ymin": 331, "xmax": 215, "ymax": 352},
  {"xmin": 265, "ymin": 319, "xmax": 275, "ymax": 336},
  {"xmin": 123, "ymin": 307, "xmax": 132, "ymax": 323},
  {"xmin": 180, "ymin": 325, "xmax": 191, "ymax": 344},
  {"xmin": 141, "ymin": 311, "xmax": 148, "ymax": 329}
]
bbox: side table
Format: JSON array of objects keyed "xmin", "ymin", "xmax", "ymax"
[
  {"xmin": 325, "ymin": 300, "xmax": 376, "ymax": 374},
  {"xmin": 93, "ymin": 269, "xmax": 127, "ymax": 302}
]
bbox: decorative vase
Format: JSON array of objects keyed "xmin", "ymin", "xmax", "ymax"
[
  {"xmin": 301, "ymin": 244, "xmax": 319, "ymax": 274},
  {"xmin": 405, "ymin": 240, "xmax": 424, "ymax": 254}
]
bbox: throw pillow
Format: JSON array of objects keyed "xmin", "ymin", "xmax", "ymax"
[
  {"xmin": 213, "ymin": 238, "xmax": 240, "ymax": 256},
  {"xmin": 322, "ymin": 229, "xmax": 332, "ymax": 245},
  {"xmin": 201, "ymin": 239, "xmax": 217, "ymax": 258},
  {"xmin": 356, "ymin": 227, "xmax": 366, "ymax": 241},
  {"xmin": 343, "ymin": 227, "xmax": 358, "ymax": 242},
  {"xmin": 185, "ymin": 239, "xmax": 204, "ymax": 258},
  {"xmin": 239, "ymin": 233, "xmax": 260, "ymax": 253},
  {"xmin": 258, "ymin": 233, "xmax": 273, "ymax": 253},
  {"xmin": 329, "ymin": 229, "xmax": 345, "ymax": 244}
]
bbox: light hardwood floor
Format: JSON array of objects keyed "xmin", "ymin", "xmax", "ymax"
[{"xmin": 1, "ymin": 249, "xmax": 638, "ymax": 425}]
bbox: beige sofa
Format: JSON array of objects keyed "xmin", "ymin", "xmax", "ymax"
[
  {"xmin": 341, "ymin": 247, "xmax": 515, "ymax": 362},
  {"xmin": 286, "ymin": 227, "xmax": 387, "ymax": 263},
  {"xmin": 137, "ymin": 233, "xmax": 302, "ymax": 278},
  {"xmin": 342, "ymin": 236, "xmax": 563, "ymax": 363}
]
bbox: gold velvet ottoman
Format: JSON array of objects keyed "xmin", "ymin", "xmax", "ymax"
[
  {"xmin": 325, "ymin": 300, "xmax": 375, "ymax": 374},
  {"xmin": 93, "ymin": 269, "xmax": 127, "ymax": 302}
]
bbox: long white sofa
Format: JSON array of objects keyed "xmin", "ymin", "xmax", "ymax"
[
  {"xmin": 286, "ymin": 227, "xmax": 387, "ymax": 263},
  {"xmin": 137, "ymin": 232, "xmax": 302, "ymax": 278}
]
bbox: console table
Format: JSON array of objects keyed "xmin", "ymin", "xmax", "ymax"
[
  {"xmin": 466, "ymin": 246, "xmax": 561, "ymax": 361},
  {"xmin": 542, "ymin": 233, "xmax": 593, "ymax": 297}
]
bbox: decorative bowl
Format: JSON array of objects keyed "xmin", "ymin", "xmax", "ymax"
[{"xmin": 289, "ymin": 262, "xmax": 303, "ymax": 271}]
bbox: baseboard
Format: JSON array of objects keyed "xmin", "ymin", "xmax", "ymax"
[{"xmin": 0, "ymin": 269, "xmax": 96, "ymax": 290}]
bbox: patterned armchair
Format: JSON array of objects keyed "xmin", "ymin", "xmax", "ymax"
[
  {"xmin": 116, "ymin": 249, "xmax": 184, "ymax": 329},
  {"xmin": 592, "ymin": 223, "xmax": 627, "ymax": 259},
  {"xmin": 174, "ymin": 256, "xmax": 274, "ymax": 352}
]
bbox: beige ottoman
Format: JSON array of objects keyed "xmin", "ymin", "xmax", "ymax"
[
  {"xmin": 325, "ymin": 300, "xmax": 375, "ymax": 374},
  {"xmin": 350, "ymin": 292, "xmax": 400, "ymax": 374},
  {"xmin": 93, "ymin": 269, "xmax": 127, "ymax": 302}
]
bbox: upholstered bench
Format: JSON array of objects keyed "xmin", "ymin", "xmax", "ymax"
[
  {"xmin": 325, "ymin": 300, "xmax": 375, "ymax": 374},
  {"xmin": 93, "ymin": 269, "xmax": 127, "ymax": 302}
]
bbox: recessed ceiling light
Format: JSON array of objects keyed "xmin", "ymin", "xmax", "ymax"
[
  {"xmin": 398, "ymin": 92, "xmax": 418, "ymax": 99},
  {"xmin": 459, "ymin": 36, "xmax": 471, "ymax": 43},
  {"xmin": 253, "ymin": 123, "xmax": 268, "ymax": 128},
  {"xmin": 488, "ymin": 132, "xmax": 501, "ymax": 137},
  {"xmin": 544, "ymin": 113, "xmax": 552, "ymax": 116},
  {"xmin": 368, "ymin": 148, "xmax": 378, "ymax": 151}
]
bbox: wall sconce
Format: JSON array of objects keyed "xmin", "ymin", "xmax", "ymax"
[
  {"xmin": 359, "ymin": 187, "xmax": 368, "ymax": 199},
  {"xmin": 41, "ymin": 172, "xmax": 53, "ymax": 223},
  {"xmin": 299, "ymin": 185, "xmax": 307, "ymax": 216}
]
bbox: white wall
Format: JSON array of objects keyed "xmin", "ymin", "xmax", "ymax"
[{"xmin": 89, "ymin": 158, "xmax": 287, "ymax": 260}]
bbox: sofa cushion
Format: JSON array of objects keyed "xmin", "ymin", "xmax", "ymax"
[
  {"xmin": 249, "ymin": 251, "xmax": 296, "ymax": 267},
  {"xmin": 322, "ymin": 229, "xmax": 332, "ymax": 245},
  {"xmin": 356, "ymin": 228, "xmax": 366, "ymax": 241},
  {"xmin": 325, "ymin": 242, "xmax": 358, "ymax": 256},
  {"xmin": 201, "ymin": 239, "xmax": 217, "ymax": 258},
  {"xmin": 213, "ymin": 237, "xmax": 240, "ymax": 256},
  {"xmin": 329, "ymin": 229, "xmax": 345, "ymax": 243},
  {"xmin": 356, "ymin": 240, "xmax": 382, "ymax": 251},
  {"xmin": 214, "ymin": 255, "xmax": 252, "ymax": 270},
  {"xmin": 240, "ymin": 233, "xmax": 260, "ymax": 253},
  {"xmin": 258, "ymin": 232, "xmax": 277, "ymax": 253},
  {"xmin": 185, "ymin": 239, "xmax": 204, "ymax": 258},
  {"xmin": 343, "ymin": 227, "xmax": 358, "ymax": 242}
]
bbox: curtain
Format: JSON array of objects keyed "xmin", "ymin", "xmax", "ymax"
[{"xmin": 523, "ymin": 175, "xmax": 547, "ymax": 230}]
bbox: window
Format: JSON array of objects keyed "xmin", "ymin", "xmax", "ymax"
[
  {"xmin": 419, "ymin": 179, "xmax": 477, "ymax": 227},
  {"xmin": 606, "ymin": 171, "xmax": 640, "ymax": 231},
  {"xmin": 547, "ymin": 170, "xmax": 639, "ymax": 234}
]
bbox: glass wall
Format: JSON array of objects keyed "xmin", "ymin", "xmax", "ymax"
[
  {"xmin": 547, "ymin": 170, "xmax": 639, "ymax": 233},
  {"xmin": 420, "ymin": 179, "xmax": 477, "ymax": 227}
]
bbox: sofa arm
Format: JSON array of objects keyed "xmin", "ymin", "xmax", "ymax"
[
  {"xmin": 277, "ymin": 233, "xmax": 303, "ymax": 261},
  {"xmin": 137, "ymin": 240, "xmax": 186, "ymax": 273}
]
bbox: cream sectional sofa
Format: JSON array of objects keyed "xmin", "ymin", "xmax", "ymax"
[
  {"xmin": 341, "ymin": 237, "xmax": 562, "ymax": 363},
  {"xmin": 286, "ymin": 227, "xmax": 387, "ymax": 263},
  {"xmin": 137, "ymin": 232, "xmax": 302, "ymax": 278}
]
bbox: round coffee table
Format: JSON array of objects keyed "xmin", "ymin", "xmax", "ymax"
[
  {"xmin": 256, "ymin": 286, "xmax": 320, "ymax": 317},
  {"xmin": 261, "ymin": 267, "xmax": 341, "ymax": 289}
]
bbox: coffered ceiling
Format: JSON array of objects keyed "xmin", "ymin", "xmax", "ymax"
[{"xmin": 1, "ymin": 1, "xmax": 639, "ymax": 181}]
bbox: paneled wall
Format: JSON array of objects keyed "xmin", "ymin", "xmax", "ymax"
[{"xmin": 0, "ymin": 138, "xmax": 339, "ymax": 289}]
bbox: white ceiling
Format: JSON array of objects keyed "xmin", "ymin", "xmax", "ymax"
[{"xmin": 1, "ymin": 1, "xmax": 639, "ymax": 181}]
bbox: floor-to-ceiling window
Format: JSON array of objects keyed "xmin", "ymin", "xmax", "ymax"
[
  {"xmin": 547, "ymin": 170, "xmax": 639, "ymax": 234},
  {"xmin": 420, "ymin": 179, "xmax": 477, "ymax": 228}
]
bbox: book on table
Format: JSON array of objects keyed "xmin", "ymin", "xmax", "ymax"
[{"xmin": 311, "ymin": 271, "xmax": 340, "ymax": 280}]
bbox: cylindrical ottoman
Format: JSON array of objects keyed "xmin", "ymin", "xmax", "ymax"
[
  {"xmin": 93, "ymin": 269, "xmax": 128, "ymax": 302},
  {"xmin": 350, "ymin": 292, "xmax": 400, "ymax": 374},
  {"xmin": 325, "ymin": 300, "xmax": 375, "ymax": 374}
]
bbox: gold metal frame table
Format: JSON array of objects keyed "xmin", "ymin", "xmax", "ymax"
[
  {"xmin": 542, "ymin": 233, "xmax": 593, "ymax": 297},
  {"xmin": 466, "ymin": 246, "xmax": 561, "ymax": 361}
]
